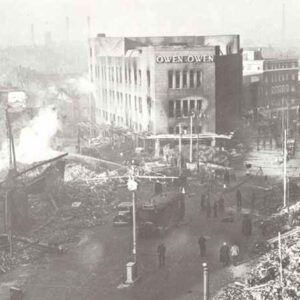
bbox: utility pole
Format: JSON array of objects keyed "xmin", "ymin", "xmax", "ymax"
[
  {"xmin": 190, "ymin": 114, "xmax": 193, "ymax": 163},
  {"xmin": 179, "ymin": 123, "xmax": 182, "ymax": 175},
  {"xmin": 283, "ymin": 129, "xmax": 287, "ymax": 207},
  {"xmin": 132, "ymin": 190, "xmax": 137, "ymax": 262},
  {"xmin": 278, "ymin": 232, "xmax": 283, "ymax": 286}
]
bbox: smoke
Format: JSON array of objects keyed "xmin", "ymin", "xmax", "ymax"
[
  {"xmin": 17, "ymin": 106, "xmax": 59, "ymax": 163},
  {"xmin": 0, "ymin": 106, "xmax": 60, "ymax": 170}
]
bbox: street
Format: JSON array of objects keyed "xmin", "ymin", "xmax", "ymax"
[{"xmin": 0, "ymin": 174, "xmax": 263, "ymax": 300}]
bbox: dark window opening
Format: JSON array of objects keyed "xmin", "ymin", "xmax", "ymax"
[
  {"xmin": 190, "ymin": 100, "xmax": 195, "ymax": 112},
  {"xmin": 196, "ymin": 71, "xmax": 201, "ymax": 87},
  {"xmin": 183, "ymin": 100, "xmax": 188, "ymax": 116},
  {"xmin": 197, "ymin": 100, "xmax": 202, "ymax": 111},
  {"xmin": 147, "ymin": 70, "xmax": 151, "ymax": 87},
  {"xmin": 169, "ymin": 101, "xmax": 174, "ymax": 117},
  {"xmin": 175, "ymin": 100, "xmax": 181, "ymax": 117},
  {"xmin": 175, "ymin": 71, "xmax": 180, "ymax": 88},
  {"xmin": 169, "ymin": 127, "xmax": 174, "ymax": 134},
  {"xmin": 168, "ymin": 70, "xmax": 173, "ymax": 88},
  {"xmin": 183, "ymin": 71, "xmax": 187, "ymax": 88},
  {"xmin": 190, "ymin": 70, "xmax": 194, "ymax": 88}
]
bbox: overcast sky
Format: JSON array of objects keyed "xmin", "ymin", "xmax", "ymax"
[{"xmin": 1, "ymin": 0, "xmax": 300, "ymax": 48}]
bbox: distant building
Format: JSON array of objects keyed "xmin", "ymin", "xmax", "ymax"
[
  {"xmin": 242, "ymin": 49, "xmax": 298, "ymax": 119},
  {"xmin": 88, "ymin": 34, "xmax": 243, "ymax": 136}
]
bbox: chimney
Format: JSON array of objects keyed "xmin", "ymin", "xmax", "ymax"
[{"xmin": 44, "ymin": 22, "xmax": 52, "ymax": 45}]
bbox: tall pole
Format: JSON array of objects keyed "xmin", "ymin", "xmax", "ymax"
[
  {"xmin": 278, "ymin": 232, "xmax": 283, "ymax": 286},
  {"xmin": 190, "ymin": 115, "xmax": 193, "ymax": 163},
  {"xmin": 203, "ymin": 262, "xmax": 209, "ymax": 300},
  {"xmin": 132, "ymin": 191, "xmax": 137, "ymax": 262},
  {"xmin": 179, "ymin": 123, "xmax": 182, "ymax": 175},
  {"xmin": 283, "ymin": 129, "xmax": 287, "ymax": 207}
]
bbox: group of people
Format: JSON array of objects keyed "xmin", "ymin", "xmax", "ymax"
[
  {"xmin": 201, "ymin": 193, "xmax": 225, "ymax": 218},
  {"xmin": 198, "ymin": 236, "xmax": 240, "ymax": 267}
]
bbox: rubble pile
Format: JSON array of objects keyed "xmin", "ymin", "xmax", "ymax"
[
  {"xmin": 64, "ymin": 163, "xmax": 108, "ymax": 183},
  {"xmin": 214, "ymin": 231, "xmax": 300, "ymax": 300}
]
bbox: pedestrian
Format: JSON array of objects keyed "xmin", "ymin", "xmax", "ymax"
[
  {"xmin": 236, "ymin": 189, "xmax": 242, "ymax": 212},
  {"xmin": 213, "ymin": 201, "xmax": 218, "ymax": 218},
  {"xmin": 206, "ymin": 199, "xmax": 211, "ymax": 218},
  {"xmin": 220, "ymin": 242, "xmax": 230, "ymax": 267},
  {"xmin": 251, "ymin": 192, "xmax": 256, "ymax": 213},
  {"xmin": 230, "ymin": 244, "xmax": 240, "ymax": 266},
  {"xmin": 157, "ymin": 242, "xmax": 166, "ymax": 267},
  {"xmin": 242, "ymin": 215, "xmax": 252, "ymax": 237},
  {"xmin": 198, "ymin": 235, "xmax": 206, "ymax": 257},
  {"xmin": 218, "ymin": 196, "xmax": 225, "ymax": 214},
  {"xmin": 201, "ymin": 194, "xmax": 206, "ymax": 211}
]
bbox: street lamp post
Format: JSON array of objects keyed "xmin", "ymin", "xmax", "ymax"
[
  {"xmin": 203, "ymin": 262, "xmax": 209, "ymax": 300},
  {"xmin": 125, "ymin": 177, "xmax": 138, "ymax": 285},
  {"xmin": 190, "ymin": 114, "xmax": 193, "ymax": 163},
  {"xmin": 178, "ymin": 123, "xmax": 182, "ymax": 175}
]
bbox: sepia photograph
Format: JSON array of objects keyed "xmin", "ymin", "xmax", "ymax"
[{"xmin": 0, "ymin": 0, "xmax": 300, "ymax": 299}]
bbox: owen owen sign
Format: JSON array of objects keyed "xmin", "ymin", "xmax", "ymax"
[{"xmin": 156, "ymin": 55, "xmax": 215, "ymax": 64}]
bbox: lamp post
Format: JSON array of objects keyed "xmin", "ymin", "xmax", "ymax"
[
  {"xmin": 125, "ymin": 176, "xmax": 138, "ymax": 285},
  {"xmin": 178, "ymin": 123, "xmax": 182, "ymax": 175},
  {"xmin": 189, "ymin": 112, "xmax": 195, "ymax": 163},
  {"xmin": 203, "ymin": 262, "xmax": 209, "ymax": 300}
]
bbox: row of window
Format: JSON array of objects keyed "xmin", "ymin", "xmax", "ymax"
[
  {"xmin": 93, "ymin": 64, "xmax": 151, "ymax": 88},
  {"xmin": 96, "ymin": 108, "xmax": 143, "ymax": 131},
  {"xmin": 265, "ymin": 73, "xmax": 297, "ymax": 83},
  {"xmin": 265, "ymin": 62, "xmax": 298, "ymax": 70},
  {"xmin": 169, "ymin": 125, "xmax": 202, "ymax": 134},
  {"xmin": 270, "ymin": 85, "xmax": 296, "ymax": 95},
  {"xmin": 168, "ymin": 70, "xmax": 202, "ymax": 89},
  {"xmin": 102, "ymin": 90, "xmax": 143, "ymax": 114},
  {"xmin": 169, "ymin": 99, "xmax": 203, "ymax": 118}
]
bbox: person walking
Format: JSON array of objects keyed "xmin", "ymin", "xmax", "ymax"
[
  {"xmin": 198, "ymin": 235, "xmax": 206, "ymax": 257},
  {"xmin": 251, "ymin": 192, "xmax": 256, "ymax": 213},
  {"xmin": 236, "ymin": 189, "xmax": 242, "ymax": 212},
  {"xmin": 157, "ymin": 242, "xmax": 166, "ymax": 267},
  {"xmin": 242, "ymin": 215, "xmax": 252, "ymax": 237},
  {"xmin": 201, "ymin": 194, "xmax": 206, "ymax": 212},
  {"xmin": 230, "ymin": 244, "xmax": 240, "ymax": 266},
  {"xmin": 220, "ymin": 242, "xmax": 230, "ymax": 267},
  {"xmin": 213, "ymin": 201, "xmax": 218, "ymax": 218},
  {"xmin": 218, "ymin": 196, "xmax": 225, "ymax": 214}
]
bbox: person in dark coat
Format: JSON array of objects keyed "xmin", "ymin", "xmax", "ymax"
[
  {"xmin": 213, "ymin": 201, "xmax": 218, "ymax": 218},
  {"xmin": 157, "ymin": 242, "xmax": 166, "ymax": 267},
  {"xmin": 198, "ymin": 235, "xmax": 206, "ymax": 257},
  {"xmin": 218, "ymin": 196, "xmax": 225, "ymax": 214},
  {"xmin": 242, "ymin": 215, "xmax": 252, "ymax": 236},
  {"xmin": 236, "ymin": 189, "xmax": 242, "ymax": 211},
  {"xmin": 220, "ymin": 242, "xmax": 230, "ymax": 266}
]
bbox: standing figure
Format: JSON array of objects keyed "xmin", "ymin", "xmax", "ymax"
[
  {"xmin": 198, "ymin": 235, "xmax": 206, "ymax": 257},
  {"xmin": 218, "ymin": 196, "xmax": 225, "ymax": 214},
  {"xmin": 251, "ymin": 192, "xmax": 256, "ymax": 213},
  {"xmin": 213, "ymin": 201, "xmax": 218, "ymax": 218},
  {"xmin": 157, "ymin": 242, "xmax": 166, "ymax": 267},
  {"xmin": 220, "ymin": 242, "xmax": 230, "ymax": 267},
  {"xmin": 230, "ymin": 244, "xmax": 240, "ymax": 266},
  {"xmin": 236, "ymin": 189, "xmax": 242, "ymax": 212},
  {"xmin": 242, "ymin": 215, "xmax": 252, "ymax": 237}
]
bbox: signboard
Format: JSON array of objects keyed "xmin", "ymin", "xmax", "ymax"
[{"xmin": 156, "ymin": 55, "xmax": 215, "ymax": 64}]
